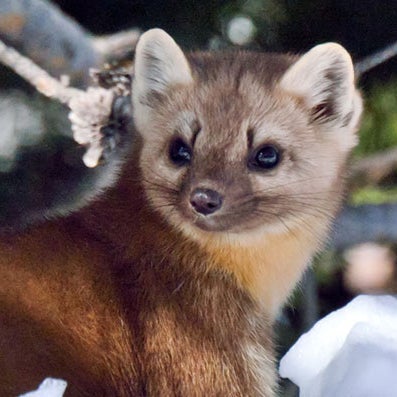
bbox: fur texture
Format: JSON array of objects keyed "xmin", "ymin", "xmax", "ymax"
[{"xmin": 0, "ymin": 29, "xmax": 362, "ymax": 396}]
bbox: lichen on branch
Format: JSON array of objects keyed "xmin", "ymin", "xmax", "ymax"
[{"xmin": 0, "ymin": 37, "xmax": 135, "ymax": 168}]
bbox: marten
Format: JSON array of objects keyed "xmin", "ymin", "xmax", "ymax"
[{"xmin": 0, "ymin": 29, "xmax": 362, "ymax": 396}]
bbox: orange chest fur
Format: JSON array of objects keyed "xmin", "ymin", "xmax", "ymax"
[{"xmin": 203, "ymin": 230, "xmax": 318, "ymax": 317}]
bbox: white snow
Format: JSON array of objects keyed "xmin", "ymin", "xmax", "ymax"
[
  {"xmin": 279, "ymin": 295, "xmax": 397, "ymax": 397},
  {"xmin": 19, "ymin": 378, "xmax": 67, "ymax": 397}
]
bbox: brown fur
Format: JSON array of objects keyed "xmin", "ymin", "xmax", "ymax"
[
  {"xmin": 0, "ymin": 39, "xmax": 361, "ymax": 396},
  {"xmin": 0, "ymin": 156, "xmax": 275, "ymax": 396}
]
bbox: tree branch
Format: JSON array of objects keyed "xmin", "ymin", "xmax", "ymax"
[
  {"xmin": 0, "ymin": 0, "xmax": 102, "ymax": 87},
  {"xmin": 0, "ymin": 38, "xmax": 81, "ymax": 103},
  {"xmin": 0, "ymin": 37, "xmax": 122, "ymax": 168},
  {"xmin": 332, "ymin": 203, "xmax": 397, "ymax": 250},
  {"xmin": 355, "ymin": 40, "xmax": 397, "ymax": 77},
  {"xmin": 93, "ymin": 28, "xmax": 141, "ymax": 63},
  {"xmin": 349, "ymin": 147, "xmax": 397, "ymax": 187}
]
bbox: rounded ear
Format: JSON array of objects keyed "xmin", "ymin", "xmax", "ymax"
[
  {"xmin": 280, "ymin": 43, "xmax": 362, "ymax": 132},
  {"xmin": 132, "ymin": 29, "xmax": 193, "ymax": 130}
]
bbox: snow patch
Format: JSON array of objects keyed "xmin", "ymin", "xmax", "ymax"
[
  {"xmin": 19, "ymin": 378, "xmax": 67, "ymax": 397},
  {"xmin": 279, "ymin": 295, "xmax": 397, "ymax": 397}
]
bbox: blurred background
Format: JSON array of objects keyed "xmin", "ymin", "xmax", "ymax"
[{"xmin": 1, "ymin": 1, "xmax": 397, "ymax": 395}]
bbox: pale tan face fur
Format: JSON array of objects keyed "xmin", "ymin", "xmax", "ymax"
[{"xmin": 132, "ymin": 29, "xmax": 362, "ymax": 249}]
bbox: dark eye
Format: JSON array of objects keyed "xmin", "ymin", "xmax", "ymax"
[
  {"xmin": 249, "ymin": 145, "xmax": 280, "ymax": 170},
  {"xmin": 169, "ymin": 138, "xmax": 192, "ymax": 166}
]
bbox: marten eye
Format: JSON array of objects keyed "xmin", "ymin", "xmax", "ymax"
[
  {"xmin": 169, "ymin": 138, "xmax": 192, "ymax": 166},
  {"xmin": 249, "ymin": 145, "xmax": 280, "ymax": 170}
]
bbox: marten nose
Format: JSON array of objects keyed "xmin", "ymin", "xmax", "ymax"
[{"xmin": 190, "ymin": 188, "xmax": 223, "ymax": 215}]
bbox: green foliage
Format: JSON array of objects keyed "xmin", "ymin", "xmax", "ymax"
[
  {"xmin": 350, "ymin": 186, "xmax": 397, "ymax": 205},
  {"xmin": 355, "ymin": 80, "xmax": 397, "ymax": 157}
]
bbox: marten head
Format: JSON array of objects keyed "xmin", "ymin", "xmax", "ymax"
[{"xmin": 132, "ymin": 29, "xmax": 362, "ymax": 243}]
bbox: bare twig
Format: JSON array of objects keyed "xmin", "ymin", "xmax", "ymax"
[
  {"xmin": 355, "ymin": 41, "xmax": 397, "ymax": 77},
  {"xmin": 0, "ymin": 38, "xmax": 81, "ymax": 103},
  {"xmin": 350, "ymin": 147, "xmax": 397, "ymax": 187},
  {"xmin": 93, "ymin": 29, "xmax": 141, "ymax": 62}
]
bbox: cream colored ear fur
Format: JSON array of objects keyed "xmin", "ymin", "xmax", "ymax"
[
  {"xmin": 280, "ymin": 43, "xmax": 362, "ymax": 135},
  {"xmin": 132, "ymin": 29, "xmax": 193, "ymax": 130}
]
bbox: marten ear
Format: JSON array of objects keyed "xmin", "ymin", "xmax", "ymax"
[
  {"xmin": 132, "ymin": 29, "xmax": 193, "ymax": 130},
  {"xmin": 280, "ymin": 43, "xmax": 362, "ymax": 135}
]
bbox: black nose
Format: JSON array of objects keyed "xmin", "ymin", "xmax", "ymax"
[{"xmin": 190, "ymin": 188, "xmax": 223, "ymax": 215}]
